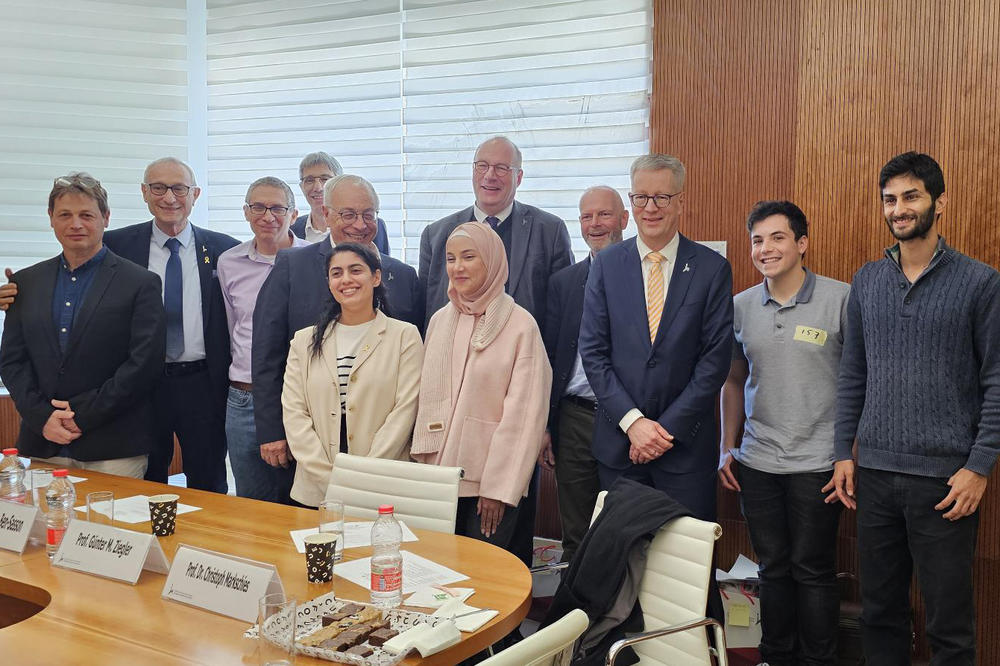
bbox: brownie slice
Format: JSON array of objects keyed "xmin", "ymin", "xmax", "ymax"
[
  {"xmin": 368, "ymin": 627, "xmax": 399, "ymax": 647},
  {"xmin": 346, "ymin": 644, "xmax": 374, "ymax": 658},
  {"xmin": 319, "ymin": 634, "xmax": 354, "ymax": 651}
]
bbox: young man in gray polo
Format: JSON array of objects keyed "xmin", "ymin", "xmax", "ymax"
[{"xmin": 719, "ymin": 200, "xmax": 849, "ymax": 666}]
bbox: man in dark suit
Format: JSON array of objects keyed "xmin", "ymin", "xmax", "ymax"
[
  {"xmin": 291, "ymin": 151, "xmax": 390, "ymax": 255},
  {"xmin": 540, "ymin": 185, "xmax": 629, "ymax": 563},
  {"xmin": 0, "ymin": 173, "xmax": 165, "ymax": 476},
  {"xmin": 580, "ymin": 154, "xmax": 734, "ymax": 522},
  {"xmin": 418, "ymin": 136, "xmax": 573, "ymax": 327},
  {"xmin": 103, "ymin": 157, "xmax": 238, "ymax": 493},
  {"xmin": 251, "ymin": 174, "xmax": 421, "ymax": 495}
]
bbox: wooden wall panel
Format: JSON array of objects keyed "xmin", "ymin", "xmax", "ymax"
[{"xmin": 653, "ymin": 0, "xmax": 1000, "ymax": 662}]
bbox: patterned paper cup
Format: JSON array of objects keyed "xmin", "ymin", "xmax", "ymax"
[
  {"xmin": 304, "ymin": 533, "xmax": 337, "ymax": 583},
  {"xmin": 148, "ymin": 494, "xmax": 180, "ymax": 536}
]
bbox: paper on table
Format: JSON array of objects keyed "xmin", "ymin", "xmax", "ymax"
[
  {"xmin": 432, "ymin": 598, "xmax": 498, "ymax": 633},
  {"xmin": 405, "ymin": 586, "xmax": 475, "ymax": 609},
  {"xmin": 23, "ymin": 472, "xmax": 86, "ymax": 488},
  {"xmin": 335, "ymin": 550, "xmax": 467, "ymax": 595},
  {"xmin": 73, "ymin": 494, "xmax": 201, "ymax": 524},
  {"xmin": 288, "ymin": 520, "xmax": 418, "ymax": 554},
  {"xmin": 715, "ymin": 553, "xmax": 759, "ymax": 583}
]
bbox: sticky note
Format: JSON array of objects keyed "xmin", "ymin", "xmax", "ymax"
[
  {"xmin": 728, "ymin": 602, "xmax": 751, "ymax": 627},
  {"xmin": 793, "ymin": 325, "xmax": 828, "ymax": 346}
]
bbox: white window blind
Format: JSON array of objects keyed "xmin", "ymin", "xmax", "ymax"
[
  {"xmin": 401, "ymin": 0, "xmax": 651, "ymax": 263},
  {"xmin": 204, "ymin": 0, "xmax": 651, "ymax": 261},
  {"xmin": 0, "ymin": 0, "xmax": 190, "ymax": 361},
  {"xmin": 205, "ymin": 0, "xmax": 404, "ymax": 242}
]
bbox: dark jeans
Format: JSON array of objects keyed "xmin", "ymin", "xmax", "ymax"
[
  {"xmin": 857, "ymin": 467, "xmax": 978, "ymax": 666},
  {"xmin": 225, "ymin": 387, "xmax": 294, "ymax": 504},
  {"xmin": 737, "ymin": 462, "xmax": 842, "ymax": 666}
]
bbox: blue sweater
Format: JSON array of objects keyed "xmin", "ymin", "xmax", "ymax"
[{"xmin": 834, "ymin": 240, "xmax": 1000, "ymax": 477}]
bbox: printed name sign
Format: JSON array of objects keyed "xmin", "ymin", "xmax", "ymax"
[
  {"xmin": 52, "ymin": 520, "xmax": 169, "ymax": 584},
  {"xmin": 0, "ymin": 500, "xmax": 40, "ymax": 554},
  {"xmin": 162, "ymin": 544, "xmax": 283, "ymax": 622}
]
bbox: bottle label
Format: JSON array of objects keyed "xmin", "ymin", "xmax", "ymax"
[
  {"xmin": 370, "ymin": 563, "xmax": 402, "ymax": 592},
  {"xmin": 47, "ymin": 527, "xmax": 66, "ymax": 548}
]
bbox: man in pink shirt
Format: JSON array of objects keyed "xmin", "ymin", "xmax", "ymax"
[{"xmin": 217, "ymin": 176, "xmax": 309, "ymax": 503}]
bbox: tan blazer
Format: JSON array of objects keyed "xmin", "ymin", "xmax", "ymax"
[{"xmin": 282, "ymin": 311, "xmax": 423, "ymax": 506}]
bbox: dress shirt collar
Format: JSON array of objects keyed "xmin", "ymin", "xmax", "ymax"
[
  {"xmin": 246, "ymin": 232, "xmax": 303, "ymax": 264},
  {"xmin": 60, "ymin": 245, "xmax": 108, "ymax": 273},
  {"xmin": 636, "ymin": 231, "xmax": 680, "ymax": 267},
  {"xmin": 473, "ymin": 202, "xmax": 514, "ymax": 226},
  {"xmin": 151, "ymin": 220, "xmax": 193, "ymax": 248},
  {"xmin": 760, "ymin": 267, "xmax": 816, "ymax": 306}
]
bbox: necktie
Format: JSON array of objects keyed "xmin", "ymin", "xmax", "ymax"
[
  {"xmin": 646, "ymin": 252, "xmax": 665, "ymax": 343},
  {"xmin": 485, "ymin": 216, "xmax": 500, "ymax": 231},
  {"xmin": 164, "ymin": 237, "xmax": 184, "ymax": 361}
]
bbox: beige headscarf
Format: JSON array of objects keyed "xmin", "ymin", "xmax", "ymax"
[{"xmin": 446, "ymin": 222, "xmax": 509, "ymax": 316}]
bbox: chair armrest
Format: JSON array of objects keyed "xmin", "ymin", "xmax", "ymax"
[
  {"xmin": 529, "ymin": 562, "xmax": 569, "ymax": 576},
  {"xmin": 605, "ymin": 616, "xmax": 728, "ymax": 666}
]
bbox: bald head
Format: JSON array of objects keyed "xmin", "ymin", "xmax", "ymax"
[{"xmin": 578, "ymin": 185, "xmax": 628, "ymax": 254}]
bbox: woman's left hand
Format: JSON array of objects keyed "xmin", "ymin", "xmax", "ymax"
[{"xmin": 477, "ymin": 497, "xmax": 506, "ymax": 538}]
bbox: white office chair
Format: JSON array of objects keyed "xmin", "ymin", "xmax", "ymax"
[
  {"xmin": 479, "ymin": 608, "xmax": 589, "ymax": 666},
  {"xmin": 585, "ymin": 492, "xmax": 728, "ymax": 666},
  {"xmin": 324, "ymin": 453, "xmax": 462, "ymax": 533}
]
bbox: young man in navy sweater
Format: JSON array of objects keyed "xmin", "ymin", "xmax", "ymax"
[{"xmin": 830, "ymin": 152, "xmax": 1000, "ymax": 665}]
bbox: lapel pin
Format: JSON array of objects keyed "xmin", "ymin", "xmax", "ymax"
[
  {"xmin": 203, "ymin": 256, "xmax": 210, "ymax": 264},
  {"xmin": 387, "ymin": 272, "xmax": 394, "ymax": 281},
  {"xmin": 683, "ymin": 263, "xmax": 690, "ymax": 273},
  {"xmin": 202, "ymin": 245, "xmax": 208, "ymax": 253},
  {"xmin": 362, "ymin": 344, "xmax": 370, "ymax": 353}
]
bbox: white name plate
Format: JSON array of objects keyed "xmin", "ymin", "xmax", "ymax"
[
  {"xmin": 0, "ymin": 500, "xmax": 40, "ymax": 554},
  {"xmin": 52, "ymin": 520, "xmax": 169, "ymax": 584},
  {"xmin": 162, "ymin": 544, "xmax": 284, "ymax": 623}
]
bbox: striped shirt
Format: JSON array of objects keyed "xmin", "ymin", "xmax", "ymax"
[{"xmin": 333, "ymin": 320, "xmax": 374, "ymax": 410}]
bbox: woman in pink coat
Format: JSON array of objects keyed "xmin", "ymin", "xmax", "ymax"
[{"xmin": 412, "ymin": 222, "xmax": 552, "ymax": 552}]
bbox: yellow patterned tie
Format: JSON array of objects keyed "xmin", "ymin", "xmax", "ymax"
[{"xmin": 646, "ymin": 252, "xmax": 665, "ymax": 343}]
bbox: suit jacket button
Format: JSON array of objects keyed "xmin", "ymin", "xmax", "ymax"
[{"xmin": 646, "ymin": 360, "xmax": 656, "ymax": 368}]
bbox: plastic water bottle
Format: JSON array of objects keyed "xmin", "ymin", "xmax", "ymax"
[
  {"xmin": 370, "ymin": 504, "xmax": 403, "ymax": 608},
  {"xmin": 45, "ymin": 469, "xmax": 76, "ymax": 559},
  {"xmin": 0, "ymin": 448, "xmax": 28, "ymax": 504}
]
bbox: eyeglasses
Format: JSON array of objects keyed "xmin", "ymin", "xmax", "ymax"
[
  {"xmin": 246, "ymin": 203, "xmax": 291, "ymax": 217},
  {"xmin": 145, "ymin": 183, "xmax": 194, "ymax": 197},
  {"xmin": 300, "ymin": 175, "xmax": 333, "ymax": 186},
  {"xmin": 628, "ymin": 192, "xmax": 682, "ymax": 209},
  {"xmin": 473, "ymin": 161, "xmax": 518, "ymax": 177},
  {"xmin": 336, "ymin": 208, "xmax": 377, "ymax": 224},
  {"xmin": 580, "ymin": 211, "xmax": 618, "ymax": 223}
]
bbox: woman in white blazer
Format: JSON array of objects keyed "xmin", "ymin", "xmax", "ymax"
[{"xmin": 282, "ymin": 242, "xmax": 423, "ymax": 507}]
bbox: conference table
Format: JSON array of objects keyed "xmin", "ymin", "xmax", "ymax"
[{"xmin": 0, "ymin": 469, "xmax": 533, "ymax": 665}]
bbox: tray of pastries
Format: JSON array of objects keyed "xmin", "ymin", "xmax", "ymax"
[{"xmin": 246, "ymin": 593, "xmax": 456, "ymax": 664}]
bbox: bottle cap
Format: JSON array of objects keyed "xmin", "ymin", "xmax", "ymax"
[
  {"xmin": 378, "ymin": 504, "xmax": 394, "ymax": 514},
  {"xmin": 2, "ymin": 448, "xmax": 18, "ymax": 456},
  {"xmin": 52, "ymin": 469, "xmax": 69, "ymax": 478}
]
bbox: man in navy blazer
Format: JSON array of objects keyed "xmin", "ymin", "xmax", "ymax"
[
  {"xmin": 103, "ymin": 157, "xmax": 238, "ymax": 492},
  {"xmin": 0, "ymin": 173, "xmax": 166, "ymax": 476},
  {"xmin": 580, "ymin": 154, "xmax": 734, "ymax": 521},
  {"xmin": 418, "ymin": 136, "xmax": 573, "ymax": 327},
  {"xmin": 540, "ymin": 185, "xmax": 629, "ymax": 563},
  {"xmin": 251, "ymin": 175, "xmax": 422, "ymax": 499},
  {"xmin": 290, "ymin": 151, "xmax": 391, "ymax": 254}
]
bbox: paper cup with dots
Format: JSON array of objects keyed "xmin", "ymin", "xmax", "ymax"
[
  {"xmin": 148, "ymin": 494, "xmax": 180, "ymax": 536},
  {"xmin": 304, "ymin": 532, "xmax": 337, "ymax": 583}
]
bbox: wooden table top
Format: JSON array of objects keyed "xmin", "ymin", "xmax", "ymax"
[{"xmin": 0, "ymin": 469, "xmax": 532, "ymax": 665}]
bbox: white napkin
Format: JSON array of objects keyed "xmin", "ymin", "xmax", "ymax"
[
  {"xmin": 381, "ymin": 620, "xmax": 462, "ymax": 657},
  {"xmin": 431, "ymin": 597, "xmax": 499, "ymax": 633}
]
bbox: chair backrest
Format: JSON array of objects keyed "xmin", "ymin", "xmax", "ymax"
[
  {"xmin": 325, "ymin": 453, "xmax": 462, "ymax": 534},
  {"xmin": 480, "ymin": 608, "xmax": 589, "ymax": 666},
  {"xmin": 591, "ymin": 491, "xmax": 722, "ymax": 666}
]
